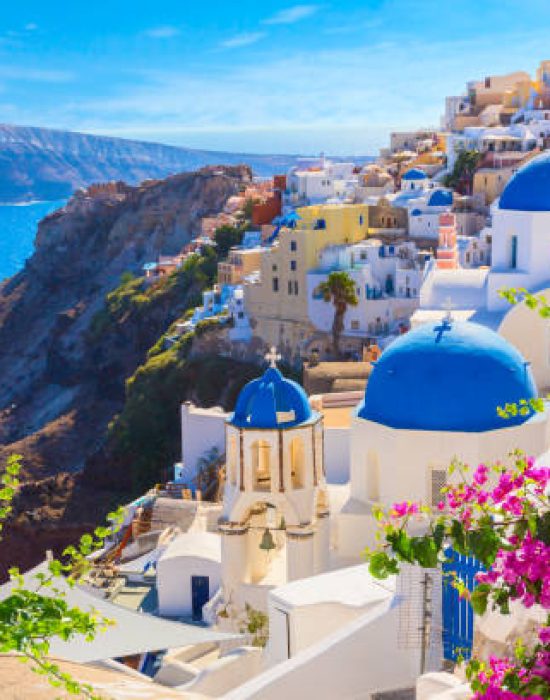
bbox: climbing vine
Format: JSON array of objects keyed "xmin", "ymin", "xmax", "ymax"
[
  {"xmin": 366, "ymin": 453, "xmax": 549, "ymax": 699},
  {"xmin": 0, "ymin": 455, "xmax": 123, "ymax": 698}
]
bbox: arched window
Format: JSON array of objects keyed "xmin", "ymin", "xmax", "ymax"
[
  {"xmin": 290, "ymin": 437, "xmax": 305, "ymax": 489},
  {"xmin": 317, "ymin": 489, "xmax": 329, "ymax": 513},
  {"xmin": 366, "ymin": 450, "xmax": 380, "ymax": 502},
  {"xmin": 227, "ymin": 436, "xmax": 238, "ymax": 485},
  {"xmin": 252, "ymin": 441, "xmax": 271, "ymax": 491}
]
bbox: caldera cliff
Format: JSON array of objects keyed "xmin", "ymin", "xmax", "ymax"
[{"xmin": 0, "ymin": 165, "xmax": 261, "ymax": 576}]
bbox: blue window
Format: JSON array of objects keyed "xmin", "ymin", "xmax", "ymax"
[
  {"xmin": 359, "ymin": 215, "xmax": 364, "ymax": 225},
  {"xmin": 290, "ymin": 241, "xmax": 297, "ymax": 251},
  {"xmin": 510, "ymin": 235, "xmax": 518, "ymax": 269},
  {"xmin": 290, "ymin": 260, "xmax": 297, "ymax": 271}
]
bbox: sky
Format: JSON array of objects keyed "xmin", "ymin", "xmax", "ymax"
[{"xmin": 1, "ymin": 1, "xmax": 550, "ymax": 155}]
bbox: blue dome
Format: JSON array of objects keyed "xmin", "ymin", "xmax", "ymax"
[
  {"xmin": 231, "ymin": 367, "xmax": 312, "ymax": 429},
  {"xmin": 402, "ymin": 168, "xmax": 428, "ymax": 181},
  {"xmin": 500, "ymin": 152, "xmax": 550, "ymax": 211},
  {"xmin": 411, "ymin": 208, "xmax": 422, "ymax": 216},
  {"xmin": 358, "ymin": 320, "xmax": 537, "ymax": 432},
  {"xmin": 428, "ymin": 189, "xmax": 453, "ymax": 207}
]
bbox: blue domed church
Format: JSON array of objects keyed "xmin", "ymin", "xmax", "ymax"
[
  {"xmin": 337, "ymin": 318, "xmax": 550, "ymax": 557},
  {"xmin": 219, "ymin": 355, "xmax": 330, "ymax": 610}
]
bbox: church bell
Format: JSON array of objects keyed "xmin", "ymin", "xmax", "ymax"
[{"xmin": 259, "ymin": 528, "xmax": 275, "ymax": 551}]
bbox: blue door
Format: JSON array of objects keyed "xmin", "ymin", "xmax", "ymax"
[
  {"xmin": 442, "ymin": 549, "xmax": 485, "ymax": 661},
  {"xmin": 191, "ymin": 575, "xmax": 210, "ymax": 621}
]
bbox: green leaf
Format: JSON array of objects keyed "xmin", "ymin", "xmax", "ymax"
[
  {"xmin": 368, "ymin": 551, "xmax": 399, "ymax": 579},
  {"xmin": 387, "ymin": 529, "xmax": 415, "ymax": 563},
  {"xmin": 412, "ymin": 537, "xmax": 439, "ymax": 568},
  {"xmin": 450, "ymin": 520, "xmax": 467, "ymax": 554},
  {"xmin": 467, "ymin": 526, "xmax": 500, "ymax": 567},
  {"xmin": 433, "ymin": 522, "xmax": 445, "ymax": 550},
  {"xmin": 536, "ymin": 511, "xmax": 550, "ymax": 546},
  {"xmin": 470, "ymin": 584, "xmax": 490, "ymax": 615}
]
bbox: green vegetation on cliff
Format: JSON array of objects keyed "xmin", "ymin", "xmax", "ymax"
[
  {"xmin": 108, "ymin": 339, "xmax": 263, "ymax": 492},
  {"xmin": 89, "ymin": 249, "xmax": 218, "ymax": 344}
]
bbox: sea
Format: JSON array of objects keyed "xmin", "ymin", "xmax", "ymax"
[{"xmin": 0, "ymin": 200, "xmax": 67, "ymax": 281}]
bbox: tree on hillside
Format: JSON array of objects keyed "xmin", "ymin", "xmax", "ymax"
[
  {"xmin": 443, "ymin": 149, "xmax": 483, "ymax": 194},
  {"xmin": 318, "ymin": 271, "xmax": 359, "ymax": 358},
  {"xmin": 214, "ymin": 224, "xmax": 244, "ymax": 259}
]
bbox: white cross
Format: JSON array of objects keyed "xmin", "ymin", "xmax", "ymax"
[
  {"xmin": 265, "ymin": 346, "xmax": 281, "ymax": 368},
  {"xmin": 442, "ymin": 296, "xmax": 455, "ymax": 322}
]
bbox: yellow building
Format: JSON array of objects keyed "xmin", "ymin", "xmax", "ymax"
[
  {"xmin": 244, "ymin": 204, "xmax": 371, "ymax": 358},
  {"xmin": 218, "ymin": 247, "xmax": 264, "ymax": 285},
  {"xmin": 473, "ymin": 168, "xmax": 515, "ymax": 205}
]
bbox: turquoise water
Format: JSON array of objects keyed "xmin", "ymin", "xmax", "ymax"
[{"xmin": 0, "ymin": 200, "xmax": 66, "ymax": 281}]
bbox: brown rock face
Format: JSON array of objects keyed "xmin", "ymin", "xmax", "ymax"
[{"xmin": 0, "ymin": 165, "xmax": 252, "ymax": 577}]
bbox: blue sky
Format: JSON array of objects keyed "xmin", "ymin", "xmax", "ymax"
[{"xmin": 1, "ymin": 1, "xmax": 550, "ymax": 154}]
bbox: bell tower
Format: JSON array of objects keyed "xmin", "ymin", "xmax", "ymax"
[{"xmin": 219, "ymin": 349, "xmax": 330, "ymax": 612}]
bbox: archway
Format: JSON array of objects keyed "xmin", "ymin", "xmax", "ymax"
[
  {"xmin": 290, "ymin": 437, "xmax": 305, "ymax": 489},
  {"xmin": 251, "ymin": 440, "xmax": 271, "ymax": 491}
]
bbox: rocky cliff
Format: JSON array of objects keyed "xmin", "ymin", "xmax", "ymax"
[
  {"xmin": 0, "ymin": 165, "xmax": 258, "ymax": 576},
  {"xmin": 0, "ymin": 124, "xmax": 300, "ymax": 202}
]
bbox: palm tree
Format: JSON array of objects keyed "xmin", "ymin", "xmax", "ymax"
[{"xmin": 318, "ymin": 271, "xmax": 359, "ymax": 358}]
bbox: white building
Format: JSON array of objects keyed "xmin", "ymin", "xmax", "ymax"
[
  {"xmin": 456, "ymin": 228, "xmax": 492, "ymax": 268},
  {"xmin": 307, "ymin": 239, "xmax": 425, "ymax": 338},
  {"xmin": 228, "ymin": 286, "xmax": 253, "ymax": 342},
  {"xmin": 408, "ymin": 189, "xmax": 454, "ymax": 239},
  {"xmin": 286, "ymin": 159, "xmax": 357, "ymax": 205},
  {"xmin": 445, "ymin": 123, "xmax": 546, "ymax": 171},
  {"xmin": 157, "ymin": 532, "xmax": 222, "ymax": 618}
]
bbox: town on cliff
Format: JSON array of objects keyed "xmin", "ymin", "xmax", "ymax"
[{"xmin": 1, "ymin": 62, "xmax": 550, "ymax": 700}]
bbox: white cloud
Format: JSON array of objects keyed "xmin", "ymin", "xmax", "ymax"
[
  {"xmin": 36, "ymin": 26, "xmax": 550, "ymax": 153},
  {"xmin": 0, "ymin": 66, "xmax": 74, "ymax": 83},
  {"xmin": 143, "ymin": 26, "xmax": 181, "ymax": 39},
  {"xmin": 24, "ymin": 23, "xmax": 38, "ymax": 31},
  {"xmin": 263, "ymin": 4, "xmax": 320, "ymax": 25},
  {"xmin": 221, "ymin": 32, "xmax": 266, "ymax": 48}
]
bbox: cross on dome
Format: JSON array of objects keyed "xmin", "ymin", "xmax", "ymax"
[
  {"xmin": 265, "ymin": 346, "xmax": 281, "ymax": 368},
  {"xmin": 434, "ymin": 317, "xmax": 452, "ymax": 343}
]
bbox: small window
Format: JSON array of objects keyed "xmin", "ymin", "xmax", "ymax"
[
  {"xmin": 290, "ymin": 240, "xmax": 297, "ymax": 252},
  {"xmin": 294, "ymin": 281, "xmax": 299, "ymax": 295},
  {"xmin": 351, "ymin": 320, "xmax": 360, "ymax": 330},
  {"xmin": 359, "ymin": 215, "xmax": 364, "ymax": 225},
  {"xmin": 290, "ymin": 260, "xmax": 297, "ymax": 271},
  {"xmin": 272, "ymin": 264, "xmax": 278, "ymax": 272},
  {"xmin": 272, "ymin": 277, "xmax": 279, "ymax": 292},
  {"xmin": 238, "ymin": 311, "xmax": 244, "ymax": 319},
  {"xmin": 288, "ymin": 281, "xmax": 293, "ymax": 294},
  {"xmin": 510, "ymin": 235, "xmax": 518, "ymax": 269}
]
